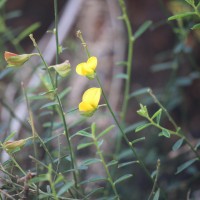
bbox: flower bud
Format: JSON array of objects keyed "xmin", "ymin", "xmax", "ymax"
[
  {"xmin": 49, "ymin": 60, "xmax": 71, "ymax": 77},
  {"xmin": 4, "ymin": 51, "xmax": 38, "ymax": 67},
  {"xmin": 3, "ymin": 139, "xmax": 26, "ymax": 152}
]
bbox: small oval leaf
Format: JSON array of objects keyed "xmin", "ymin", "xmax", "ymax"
[
  {"xmin": 135, "ymin": 123, "xmax": 151, "ymax": 132},
  {"xmin": 114, "ymin": 174, "xmax": 133, "ymax": 185},
  {"xmin": 168, "ymin": 12, "xmax": 195, "ymax": 21},
  {"xmin": 175, "ymin": 158, "xmax": 198, "ymax": 174},
  {"xmin": 172, "ymin": 138, "xmax": 184, "ymax": 151}
]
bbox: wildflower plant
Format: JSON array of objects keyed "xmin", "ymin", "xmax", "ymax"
[{"xmin": 1, "ymin": 0, "xmax": 200, "ymax": 199}]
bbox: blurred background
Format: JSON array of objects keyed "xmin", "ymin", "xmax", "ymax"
[{"xmin": 0, "ymin": 0, "xmax": 200, "ymax": 199}]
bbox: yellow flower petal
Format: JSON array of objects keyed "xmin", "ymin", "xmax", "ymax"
[
  {"xmin": 78, "ymin": 87, "xmax": 101, "ymax": 117},
  {"xmin": 76, "ymin": 56, "xmax": 97, "ymax": 79},
  {"xmin": 87, "ymin": 56, "xmax": 97, "ymax": 71},
  {"xmin": 82, "ymin": 88, "xmax": 101, "ymax": 107},
  {"xmin": 79, "ymin": 102, "xmax": 95, "ymax": 112}
]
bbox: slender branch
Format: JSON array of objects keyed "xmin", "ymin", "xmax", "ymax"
[
  {"xmin": 148, "ymin": 88, "xmax": 179, "ymax": 131},
  {"xmin": 96, "ymin": 75, "xmax": 153, "ymax": 182},
  {"xmin": 54, "ymin": 0, "xmax": 59, "ymax": 87},
  {"xmin": 92, "ymin": 124, "xmax": 120, "ymax": 200},
  {"xmin": 29, "ymin": 34, "xmax": 79, "ymax": 190},
  {"xmin": 148, "ymin": 159, "xmax": 160, "ymax": 200},
  {"xmin": 118, "ymin": 0, "xmax": 134, "ymax": 122}
]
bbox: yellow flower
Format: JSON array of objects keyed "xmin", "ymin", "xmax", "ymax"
[
  {"xmin": 49, "ymin": 60, "xmax": 71, "ymax": 77},
  {"xmin": 4, "ymin": 51, "xmax": 38, "ymax": 67},
  {"xmin": 76, "ymin": 56, "xmax": 97, "ymax": 79},
  {"xmin": 79, "ymin": 87, "xmax": 101, "ymax": 117},
  {"xmin": 3, "ymin": 139, "xmax": 26, "ymax": 152}
]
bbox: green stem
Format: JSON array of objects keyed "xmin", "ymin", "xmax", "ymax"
[
  {"xmin": 48, "ymin": 165, "xmax": 59, "ymax": 200},
  {"xmin": 147, "ymin": 89, "xmax": 200, "ymax": 160},
  {"xmin": 76, "ymin": 30, "xmax": 91, "ymax": 58},
  {"xmin": 148, "ymin": 88, "xmax": 179, "ymax": 131},
  {"xmin": 22, "ymin": 83, "xmax": 39, "ymax": 197},
  {"xmin": 148, "ymin": 159, "xmax": 160, "ymax": 200},
  {"xmin": 54, "ymin": 0, "xmax": 59, "ymax": 87},
  {"xmin": 118, "ymin": 0, "xmax": 134, "ymax": 122},
  {"xmin": 9, "ymin": 154, "xmax": 26, "ymax": 175},
  {"xmin": 96, "ymin": 75, "xmax": 153, "ymax": 182},
  {"xmin": 147, "ymin": 117, "xmax": 200, "ymax": 160},
  {"xmin": 92, "ymin": 124, "xmax": 120, "ymax": 200},
  {"xmin": 29, "ymin": 34, "xmax": 79, "ymax": 189}
]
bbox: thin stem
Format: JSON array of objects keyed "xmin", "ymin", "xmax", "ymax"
[
  {"xmin": 146, "ymin": 89, "xmax": 200, "ymax": 160},
  {"xmin": 118, "ymin": 0, "xmax": 134, "ymax": 122},
  {"xmin": 9, "ymin": 154, "xmax": 26, "ymax": 175},
  {"xmin": 22, "ymin": 82, "xmax": 39, "ymax": 197},
  {"xmin": 148, "ymin": 88, "xmax": 179, "ymax": 131},
  {"xmin": 92, "ymin": 124, "xmax": 120, "ymax": 200},
  {"xmin": 148, "ymin": 159, "xmax": 160, "ymax": 200},
  {"xmin": 48, "ymin": 165, "xmax": 59, "ymax": 200},
  {"xmin": 147, "ymin": 116, "xmax": 200, "ymax": 160},
  {"xmin": 96, "ymin": 75, "xmax": 153, "ymax": 182},
  {"xmin": 76, "ymin": 30, "xmax": 91, "ymax": 58},
  {"xmin": 29, "ymin": 34, "xmax": 79, "ymax": 189},
  {"xmin": 54, "ymin": 0, "xmax": 59, "ymax": 87}
]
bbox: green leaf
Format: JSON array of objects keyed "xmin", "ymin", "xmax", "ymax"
[
  {"xmin": 0, "ymin": 0, "xmax": 6, "ymax": 8},
  {"xmin": 84, "ymin": 187, "xmax": 104, "ymax": 199},
  {"xmin": 134, "ymin": 20, "xmax": 152, "ymax": 40},
  {"xmin": 58, "ymin": 87, "xmax": 71, "ymax": 99},
  {"xmin": 135, "ymin": 123, "xmax": 151, "ymax": 132},
  {"xmin": 195, "ymin": 141, "xmax": 200, "ymax": 150},
  {"xmin": 159, "ymin": 129, "xmax": 170, "ymax": 138},
  {"xmin": 153, "ymin": 188, "xmax": 160, "ymax": 200},
  {"xmin": 77, "ymin": 142, "xmax": 93, "ymax": 150},
  {"xmin": 81, "ymin": 158, "xmax": 101, "ymax": 166},
  {"xmin": 55, "ymin": 174, "xmax": 64, "ymax": 185},
  {"xmin": 42, "ymin": 122, "xmax": 62, "ymax": 130},
  {"xmin": 97, "ymin": 125, "xmax": 115, "ymax": 139},
  {"xmin": 172, "ymin": 138, "xmax": 184, "ymax": 151},
  {"xmin": 191, "ymin": 23, "xmax": 200, "ymax": 30},
  {"xmin": 80, "ymin": 176, "xmax": 106, "ymax": 185},
  {"xmin": 4, "ymin": 132, "xmax": 16, "ymax": 142},
  {"xmin": 75, "ymin": 131, "xmax": 93, "ymax": 138},
  {"xmin": 116, "ymin": 61, "xmax": 128, "ymax": 67},
  {"xmin": 129, "ymin": 87, "xmax": 150, "ymax": 99},
  {"xmin": 115, "ymin": 73, "xmax": 128, "ymax": 79},
  {"xmin": 114, "ymin": 174, "xmax": 133, "ymax": 185},
  {"xmin": 168, "ymin": 12, "xmax": 195, "ymax": 21},
  {"xmin": 28, "ymin": 174, "xmax": 48, "ymax": 184},
  {"xmin": 39, "ymin": 90, "xmax": 55, "ymax": 96},
  {"xmin": 156, "ymin": 111, "xmax": 162, "ymax": 125},
  {"xmin": 107, "ymin": 160, "xmax": 118, "ymax": 167},
  {"xmin": 118, "ymin": 161, "xmax": 138, "ymax": 168},
  {"xmin": 97, "ymin": 139, "xmax": 104, "ymax": 148},
  {"xmin": 40, "ymin": 102, "xmax": 58, "ymax": 109},
  {"xmin": 151, "ymin": 61, "xmax": 177, "ymax": 72},
  {"xmin": 131, "ymin": 137, "xmax": 146, "ymax": 145},
  {"xmin": 175, "ymin": 158, "xmax": 198, "ymax": 174},
  {"xmin": 57, "ymin": 181, "xmax": 74, "ymax": 196},
  {"xmin": 151, "ymin": 109, "xmax": 162, "ymax": 121},
  {"xmin": 91, "ymin": 123, "xmax": 96, "ymax": 135},
  {"xmin": 124, "ymin": 121, "xmax": 146, "ymax": 135},
  {"xmin": 43, "ymin": 133, "xmax": 63, "ymax": 144},
  {"xmin": 13, "ymin": 22, "xmax": 40, "ymax": 45}
]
